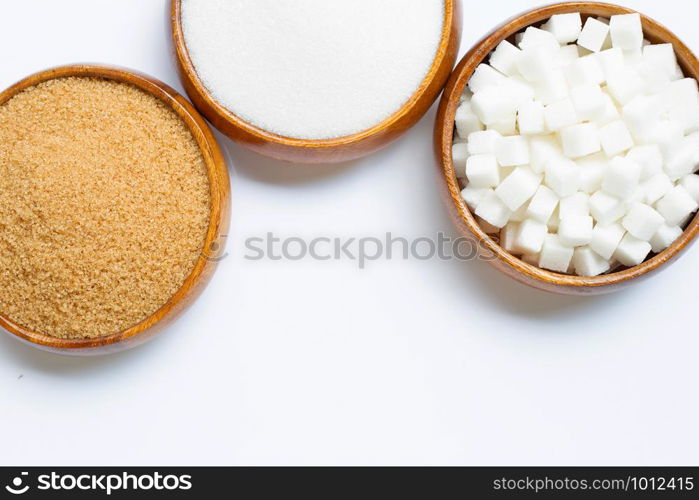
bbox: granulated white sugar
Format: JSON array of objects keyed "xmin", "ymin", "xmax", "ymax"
[{"xmin": 181, "ymin": 0, "xmax": 445, "ymax": 140}]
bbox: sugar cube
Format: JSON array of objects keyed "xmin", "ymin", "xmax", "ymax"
[
  {"xmin": 665, "ymin": 138, "xmax": 699, "ymax": 180},
  {"xmin": 687, "ymin": 130, "xmax": 699, "ymax": 148},
  {"xmin": 515, "ymin": 219, "xmax": 548, "ymax": 254},
  {"xmin": 635, "ymin": 56, "xmax": 672, "ymax": 96},
  {"xmin": 468, "ymin": 64, "xmax": 507, "ymax": 94},
  {"xmin": 669, "ymin": 102, "xmax": 699, "ymax": 135},
  {"xmin": 566, "ymin": 55, "xmax": 605, "ymax": 86},
  {"xmin": 488, "ymin": 113, "xmax": 518, "ymax": 136},
  {"xmin": 535, "ymin": 68, "xmax": 570, "ymax": 105},
  {"xmin": 661, "ymin": 78, "xmax": 699, "ymax": 111},
  {"xmin": 590, "ymin": 222, "xmax": 625, "ymax": 260},
  {"xmin": 609, "ymin": 13, "xmax": 643, "ymax": 51},
  {"xmin": 600, "ymin": 120, "xmax": 634, "ymax": 156},
  {"xmin": 518, "ymin": 27, "xmax": 561, "ymax": 53},
  {"xmin": 646, "ymin": 120, "xmax": 684, "ymax": 161},
  {"xmin": 544, "ymin": 13, "xmax": 582, "ymax": 44},
  {"xmin": 545, "ymin": 157, "xmax": 580, "ymax": 197},
  {"xmin": 656, "ymin": 185, "xmax": 699, "ymax": 226},
  {"xmin": 560, "ymin": 123, "xmax": 601, "ymax": 158},
  {"xmin": 626, "ymin": 144, "xmax": 663, "ymax": 180},
  {"xmin": 452, "ymin": 143, "xmax": 469, "ymax": 175},
  {"xmin": 455, "ymin": 101, "xmax": 484, "ymax": 138},
  {"xmin": 577, "ymin": 17, "xmax": 610, "ymax": 52},
  {"xmin": 560, "ymin": 192, "xmax": 590, "ymax": 219},
  {"xmin": 577, "ymin": 153, "xmax": 606, "ymax": 193},
  {"xmin": 509, "ymin": 203, "xmax": 530, "ymax": 222},
  {"xmin": 517, "ymin": 100, "xmax": 546, "ymax": 135},
  {"xmin": 547, "ymin": 206, "xmax": 561, "ymax": 232},
  {"xmin": 495, "ymin": 166, "xmax": 542, "ymax": 211},
  {"xmin": 643, "ymin": 44, "xmax": 679, "ymax": 79},
  {"xmin": 475, "ymin": 191, "xmax": 512, "ymax": 228},
  {"xmin": 624, "ymin": 47, "xmax": 644, "ymax": 66},
  {"xmin": 600, "ymin": 24, "xmax": 614, "ymax": 51},
  {"xmin": 640, "ymin": 173, "xmax": 673, "ymax": 205},
  {"xmin": 614, "ymin": 233, "xmax": 651, "ymax": 267},
  {"xmin": 471, "ymin": 86, "xmax": 519, "ymax": 125},
  {"xmin": 500, "ymin": 222, "xmax": 521, "ymax": 253},
  {"xmin": 590, "ymin": 190, "xmax": 627, "ymax": 225},
  {"xmin": 544, "ymin": 98, "xmax": 579, "ymax": 131},
  {"xmin": 602, "ymin": 156, "xmax": 641, "ymax": 200},
  {"xmin": 628, "ymin": 186, "xmax": 646, "ymax": 206},
  {"xmin": 622, "ymin": 203, "xmax": 665, "ymax": 240},
  {"xmin": 466, "ymin": 154, "xmax": 500, "ymax": 188},
  {"xmin": 557, "ymin": 45, "xmax": 580, "ymax": 67},
  {"xmin": 503, "ymin": 77, "xmax": 537, "ymax": 106},
  {"xmin": 529, "ymin": 135, "xmax": 563, "ymax": 174},
  {"xmin": 558, "ymin": 215, "xmax": 593, "ymax": 246},
  {"xmin": 489, "ymin": 40, "xmax": 522, "ymax": 77},
  {"xmin": 680, "ymin": 174, "xmax": 699, "ymax": 203},
  {"xmin": 596, "ymin": 48, "xmax": 625, "ymax": 79},
  {"xmin": 517, "ymin": 47, "xmax": 556, "ymax": 82},
  {"xmin": 606, "ymin": 67, "xmax": 643, "ymax": 105},
  {"xmin": 495, "ymin": 136, "xmax": 530, "ymax": 167},
  {"xmin": 527, "ymin": 185, "xmax": 559, "ymax": 222},
  {"xmin": 573, "ymin": 246, "xmax": 611, "ymax": 276},
  {"xmin": 467, "ymin": 130, "xmax": 502, "ymax": 155},
  {"xmin": 539, "ymin": 234, "xmax": 575, "ymax": 272},
  {"xmin": 650, "ymin": 223, "xmax": 683, "ymax": 253},
  {"xmin": 623, "ymin": 95, "xmax": 663, "ymax": 143},
  {"xmin": 461, "ymin": 186, "xmax": 492, "ymax": 210},
  {"xmin": 596, "ymin": 94, "xmax": 621, "ymax": 126},
  {"xmin": 671, "ymin": 61, "xmax": 684, "ymax": 81},
  {"xmin": 570, "ymin": 83, "xmax": 606, "ymax": 121}
]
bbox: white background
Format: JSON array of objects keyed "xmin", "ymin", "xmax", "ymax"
[{"xmin": 1, "ymin": 0, "xmax": 698, "ymax": 466}]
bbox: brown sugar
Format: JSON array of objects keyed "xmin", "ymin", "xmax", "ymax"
[{"xmin": 0, "ymin": 77, "xmax": 211, "ymax": 339}]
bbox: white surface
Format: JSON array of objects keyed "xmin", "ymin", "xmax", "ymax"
[{"xmin": 1, "ymin": 0, "xmax": 698, "ymax": 466}]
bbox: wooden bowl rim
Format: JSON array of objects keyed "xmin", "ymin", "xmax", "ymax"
[
  {"xmin": 171, "ymin": 0, "xmax": 458, "ymax": 150},
  {"xmin": 437, "ymin": 1, "xmax": 699, "ymax": 290},
  {"xmin": 0, "ymin": 64, "xmax": 229, "ymax": 350}
]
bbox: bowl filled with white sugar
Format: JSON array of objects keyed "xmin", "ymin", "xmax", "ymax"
[
  {"xmin": 172, "ymin": 0, "xmax": 461, "ymax": 164},
  {"xmin": 435, "ymin": 2, "xmax": 699, "ymax": 294}
]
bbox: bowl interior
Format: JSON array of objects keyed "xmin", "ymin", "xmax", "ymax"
[
  {"xmin": 0, "ymin": 65, "xmax": 229, "ymax": 352},
  {"xmin": 439, "ymin": 1, "xmax": 699, "ymax": 292}
]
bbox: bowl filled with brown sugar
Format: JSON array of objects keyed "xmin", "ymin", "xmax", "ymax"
[{"xmin": 0, "ymin": 65, "xmax": 230, "ymax": 355}]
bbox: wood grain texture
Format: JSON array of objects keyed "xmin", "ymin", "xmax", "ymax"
[
  {"xmin": 171, "ymin": 0, "xmax": 462, "ymax": 164},
  {"xmin": 0, "ymin": 65, "xmax": 231, "ymax": 354},
  {"xmin": 434, "ymin": 2, "xmax": 699, "ymax": 295}
]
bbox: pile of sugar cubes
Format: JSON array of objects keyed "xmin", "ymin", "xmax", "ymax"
[{"xmin": 453, "ymin": 12, "xmax": 699, "ymax": 276}]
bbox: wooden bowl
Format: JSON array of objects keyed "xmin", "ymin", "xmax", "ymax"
[
  {"xmin": 171, "ymin": 0, "xmax": 462, "ymax": 164},
  {"xmin": 435, "ymin": 2, "xmax": 699, "ymax": 295},
  {"xmin": 0, "ymin": 65, "xmax": 231, "ymax": 354}
]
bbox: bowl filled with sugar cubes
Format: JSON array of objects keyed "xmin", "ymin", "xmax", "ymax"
[{"xmin": 435, "ymin": 2, "xmax": 699, "ymax": 294}]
